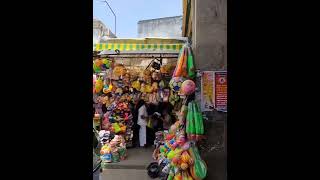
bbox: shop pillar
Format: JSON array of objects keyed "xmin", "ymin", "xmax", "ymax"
[{"xmin": 191, "ymin": 0, "xmax": 227, "ymax": 180}]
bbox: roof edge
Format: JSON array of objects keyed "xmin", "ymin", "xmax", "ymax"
[{"xmin": 138, "ymin": 15, "xmax": 183, "ymax": 24}]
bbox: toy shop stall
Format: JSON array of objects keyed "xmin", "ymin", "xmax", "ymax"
[
  {"xmin": 93, "ymin": 38, "xmax": 208, "ymax": 180},
  {"xmin": 93, "ymin": 37, "xmax": 185, "ymax": 164}
]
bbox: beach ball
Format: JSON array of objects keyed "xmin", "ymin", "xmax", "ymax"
[
  {"xmin": 181, "ymin": 80, "xmax": 196, "ymax": 95},
  {"xmin": 169, "ymin": 77, "xmax": 185, "ymax": 92}
]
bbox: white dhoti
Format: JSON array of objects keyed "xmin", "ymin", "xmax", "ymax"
[{"xmin": 139, "ymin": 125, "xmax": 147, "ymax": 147}]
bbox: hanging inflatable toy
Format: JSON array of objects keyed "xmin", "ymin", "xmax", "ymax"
[
  {"xmin": 169, "ymin": 77, "xmax": 186, "ymax": 92},
  {"xmin": 95, "ymin": 59, "xmax": 103, "ymax": 66},
  {"xmin": 93, "ymin": 63, "xmax": 101, "ymax": 73},
  {"xmin": 102, "ymin": 58, "xmax": 111, "ymax": 69}
]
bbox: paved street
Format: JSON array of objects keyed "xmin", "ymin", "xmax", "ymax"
[
  {"xmin": 101, "ymin": 169, "xmax": 153, "ymax": 180},
  {"xmin": 100, "ymin": 147, "xmax": 156, "ymax": 180}
]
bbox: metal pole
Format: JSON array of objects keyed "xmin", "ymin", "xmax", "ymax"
[{"xmin": 103, "ymin": 0, "xmax": 117, "ymax": 36}]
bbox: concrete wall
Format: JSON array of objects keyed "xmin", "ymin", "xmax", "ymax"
[
  {"xmin": 191, "ymin": 0, "xmax": 227, "ymax": 180},
  {"xmin": 137, "ymin": 16, "xmax": 183, "ymax": 38},
  {"xmin": 192, "ymin": 0, "xmax": 227, "ymax": 71}
]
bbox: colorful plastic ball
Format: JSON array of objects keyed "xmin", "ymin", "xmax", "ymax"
[{"xmin": 181, "ymin": 80, "xmax": 196, "ymax": 95}]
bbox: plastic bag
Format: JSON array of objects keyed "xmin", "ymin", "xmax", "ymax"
[
  {"xmin": 189, "ymin": 144, "xmax": 207, "ymax": 180},
  {"xmin": 195, "ymin": 102, "xmax": 204, "ymax": 135},
  {"xmin": 193, "ymin": 102, "xmax": 201, "ymax": 135},
  {"xmin": 173, "ymin": 48, "xmax": 185, "ymax": 77},
  {"xmin": 187, "ymin": 47, "xmax": 196, "ymax": 79},
  {"xmin": 186, "ymin": 102, "xmax": 196, "ymax": 139},
  {"xmin": 181, "ymin": 49, "xmax": 188, "ymax": 77}
]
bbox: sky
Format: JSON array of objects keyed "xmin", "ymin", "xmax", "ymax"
[{"xmin": 93, "ymin": 0, "xmax": 182, "ymax": 38}]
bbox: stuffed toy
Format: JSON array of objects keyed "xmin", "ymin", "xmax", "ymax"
[
  {"xmin": 144, "ymin": 75, "xmax": 152, "ymax": 84},
  {"xmin": 159, "ymin": 80, "xmax": 167, "ymax": 89},
  {"xmin": 163, "ymin": 89, "xmax": 170, "ymax": 102},
  {"xmin": 115, "ymin": 88, "xmax": 123, "ymax": 95},
  {"xmin": 113, "ymin": 64, "xmax": 126, "ymax": 77},
  {"xmin": 148, "ymin": 92, "xmax": 158, "ymax": 105},
  {"xmin": 151, "ymin": 82, "xmax": 159, "ymax": 92},
  {"xmin": 152, "ymin": 71, "xmax": 161, "ymax": 81},
  {"xmin": 132, "ymin": 80, "xmax": 141, "ymax": 91},
  {"xmin": 160, "ymin": 65, "xmax": 170, "ymax": 74},
  {"xmin": 140, "ymin": 83, "xmax": 146, "ymax": 93},
  {"xmin": 144, "ymin": 69, "xmax": 152, "ymax": 76},
  {"xmin": 145, "ymin": 84, "xmax": 153, "ymax": 93}
]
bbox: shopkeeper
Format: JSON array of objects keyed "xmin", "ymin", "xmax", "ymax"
[{"xmin": 136, "ymin": 100, "xmax": 148, "ymax": 148}]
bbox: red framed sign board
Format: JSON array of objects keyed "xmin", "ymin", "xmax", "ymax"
[
  {"xmin": 214, "ymin": 71, "xmax": 227, "ymax": 112},
  {"xmin": 200, "ymin": 71, "xmax": 227, "ymax": 112}
]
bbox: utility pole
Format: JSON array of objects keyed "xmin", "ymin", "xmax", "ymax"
[{"xmin": 101, "ymin": 0, "xmax": 117, "ymax": 36}]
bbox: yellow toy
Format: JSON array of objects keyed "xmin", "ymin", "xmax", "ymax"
[
  {"xmin": 145, "ymin": 84, "xmax": 153, "ymax": 93},
  {"xmin": 140, "ymin": 83, "xmax": 146, "ymax": 93},
  {"xmin": 132, "ymin": 80, "xmax": 141, "ymax": 90},
  {"xmin": 95, "ymin": 77, "xmax": 103, "ymax": 93}
]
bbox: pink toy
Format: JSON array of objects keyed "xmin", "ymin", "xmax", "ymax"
[{"xmin": 181, "ymin": 79, "xmax": 196, "ymax": 95}]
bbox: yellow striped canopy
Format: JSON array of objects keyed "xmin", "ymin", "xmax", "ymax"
[{"xmin": 95, "ymin": 43, "xmax": 184, "ymax": 52}]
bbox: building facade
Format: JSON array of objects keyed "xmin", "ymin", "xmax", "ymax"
[
  {"xmin": 137, "ymin": 16, "xmax": 183, "ymax": 38},
  {"xmin": 93, "ymin": 18, "xmax": 116, "ymax": 46}
]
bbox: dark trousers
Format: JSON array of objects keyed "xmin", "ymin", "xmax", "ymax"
[
  {"xmin": 132, "ymin": 124, "xmax": 140, "ymax": 147},
  {"xmin": 146, "ymin": 127, "xmax": 155, "ymax": 146}
]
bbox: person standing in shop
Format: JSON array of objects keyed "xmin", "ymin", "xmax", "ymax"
[
  {"xmin": 161, "ymin": 103, "xmax": 173, "ymax": 131},
  {"xmin": 136, "ymin": 99, "xmax": 148, "ymax": 148},
  {"xmin": 131, "ymin": 99, "xmax": 139, "ymax": 148},
  {"xmin": 131, "ymin": 89, "xmax": 141, "ymax": 147}
]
